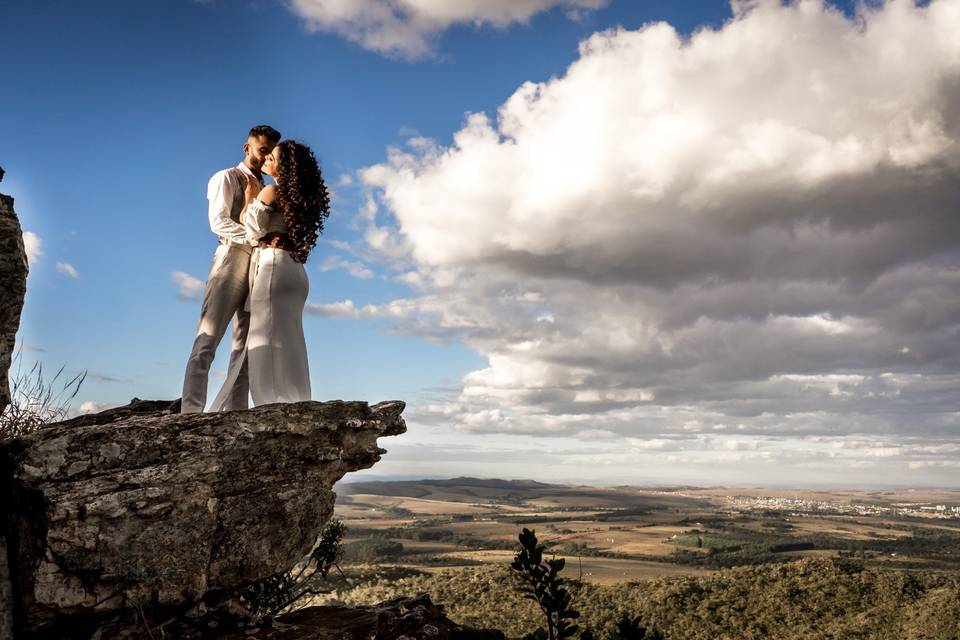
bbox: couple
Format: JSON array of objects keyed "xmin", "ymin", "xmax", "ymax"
[{"xmin": 179, "ymin": 125, "xmax": 330, "ymax": 413}]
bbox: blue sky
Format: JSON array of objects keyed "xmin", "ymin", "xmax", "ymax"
[
  {"xmin": 3, "ymin": 0, "xmax": 731, "ymax": 405},
  {"xmin": 4, "ymin": 0, "xmax": 959, "ymax": 487}
]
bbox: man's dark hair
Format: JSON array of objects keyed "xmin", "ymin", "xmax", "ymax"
[{"xmin": 249, "ymin": 125, "xmax": 281, "ymax": 143}]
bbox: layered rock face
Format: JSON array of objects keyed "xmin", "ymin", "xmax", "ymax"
[
  {"xmin": 0, "ymin": 189, "xmax": 27, "ymax": 640},
  {"xmin": 0, "ymin": 399, "xmax": 406, "ymax": 638},
  {"xmin": 0, "ymin": 191, "xmax": 28, "ymax": 412}
]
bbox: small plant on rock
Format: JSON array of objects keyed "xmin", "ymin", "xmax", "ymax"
[
  {"xmin": 0, "ymin": 348, "xmax": 85, "ymax": 442},
  {"xmin": 242, "ymin": 518, "xmax": 348, "ymax": 621}
]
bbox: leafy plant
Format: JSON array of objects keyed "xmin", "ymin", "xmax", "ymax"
[
  {"xmin": 242, "ymin": 518, "xmax": 348, "ymax": 621},
  {"xmin": 510, "ymin": 528, "xmax": 665, "ymax": 640},
  {"xmin": 0, "ymin": 347, "xmax": 85, "ymax": 442},
  {"xmin": 604, "ymin": 614, "xmax": 664, "ymax": 640},
  {"xmin": 511, "ymin": 527, "xmax": 586, "ymax": 640}
]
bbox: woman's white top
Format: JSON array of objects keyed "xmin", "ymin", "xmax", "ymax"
[{"xmin": 244, "ymin": 197, "xmax": 288, "ymax": 245}]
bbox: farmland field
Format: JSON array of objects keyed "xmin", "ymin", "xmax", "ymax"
[{"xmin": 330, "ymin": 477, "xmax": 960, "ymax": 581}]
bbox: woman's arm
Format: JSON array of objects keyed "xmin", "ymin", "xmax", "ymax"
[
  {"xmin": 244, "ymin": 200, "xmax": 268, "ymax": 245},
  {"xmin": 243, "ymin": 186, "xmax": 280, "ymax": 246}
]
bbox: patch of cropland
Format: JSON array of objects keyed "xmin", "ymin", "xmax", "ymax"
[
  {"xmin": 331, "ymin": 478, "xmax": 960, "ymax": 578},
  {"xmin": 311, "ymin": 558, "xmax": 960, "ymax": 640},
  {"xmin": 665, "ymin": 521, "xmax": 960, "ymax": 570}
]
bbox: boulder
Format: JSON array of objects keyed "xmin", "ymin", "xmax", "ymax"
[{"xmin": 0, "ymin": 398, "xmax": 406, "ymax": 638}]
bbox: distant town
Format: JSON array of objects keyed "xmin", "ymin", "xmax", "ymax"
[{"xmin": 647, "ymin": 489, "xmax": 960, "ymax": 520}]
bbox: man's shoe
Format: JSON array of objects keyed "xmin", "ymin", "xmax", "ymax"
[{"xmin": 167, "ymin": 398, "xmax": 182, "ymax": 413}]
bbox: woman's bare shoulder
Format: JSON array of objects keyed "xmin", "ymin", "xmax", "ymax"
[{"xmin": 259, "ymin": 184, "xmax": 278, "ymax": 206}]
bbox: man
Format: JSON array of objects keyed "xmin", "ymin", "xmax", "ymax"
[{"xmin": 178, "ymin": 125, "xmax": 281, "ymax": 413}]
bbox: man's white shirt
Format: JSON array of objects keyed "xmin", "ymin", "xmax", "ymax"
[{"xmin": 207, "ymin": 162, "xmax": 263, "ymax": 246}]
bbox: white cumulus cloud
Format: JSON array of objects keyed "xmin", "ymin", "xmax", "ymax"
[
  {"xmin": 318, "ymin": 255, "xmax": 375, "ymax": 279},
  {"xmin": 171, "ymin": 271, "xmax": 204, "ymax": 301},
  {"xmin": 289, "ymin": 0, "xmax": 608, "ymax": 58},
  {"xmin": 22, "ymin": 231, "xmax": 42, "ymax": 265},
  {"xmin": 306, "ymin": 298, "xmax": 380, "ymax": 318},
  {"xmin": 78, "ymin": 401, "xmax": 102, "ymax": 414},
  {"xmin": 70, "ymin": 400, "xmax": 115, "ymax": 417},
  {"xmin": 350, "ymin": 0, "xmax": 960, "ymax": 481},
  {"xmin": 55, "ymin": 261, "xmax": 79, "ymax": 279}
]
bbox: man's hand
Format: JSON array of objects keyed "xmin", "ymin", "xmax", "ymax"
[{"xmin": 244, "ymin": 174, "xmax": 262, "ymax": 202}]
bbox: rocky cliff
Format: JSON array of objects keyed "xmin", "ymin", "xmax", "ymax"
[
  {"xmin": 1, "ymin": 398, "xmax": 406, "ymax": 638},
  {"xmin": 0, "ymin": 191, "xmax": 28, "ymax": 413},
  {"xmin": 0, "ymin": 189, "xmax": 27, "ymax": 640}
]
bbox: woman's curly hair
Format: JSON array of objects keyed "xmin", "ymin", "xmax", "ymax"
[{"xmin": 275, "ymin": 140, "xmax": 330, "ymax": 263}]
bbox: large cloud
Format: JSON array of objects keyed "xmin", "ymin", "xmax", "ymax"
[
  {"xmin": 348, "ymin": 0, "xmax": 960, "ymax": 480},
  {"xmin": 289, "ymin": 0, "xmax": 608, "ymax": 58}
]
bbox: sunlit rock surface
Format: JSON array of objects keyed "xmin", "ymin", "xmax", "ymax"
[{"xmin": 1, "ymin": 398, "xmax": 405, "ymax": 638}]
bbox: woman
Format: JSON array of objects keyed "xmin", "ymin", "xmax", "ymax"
[{"xmin": 209, "ymin": 140, "xmax": 330, "ymax": 409}]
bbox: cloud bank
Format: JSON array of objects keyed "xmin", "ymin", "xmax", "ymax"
[
  {"xmin": 289, "ymin": 0, "xmax": 608, "ymax": 58},
  {"xmin": 348, "ymin": 0, "xmax": 960, "ymax": 482}
]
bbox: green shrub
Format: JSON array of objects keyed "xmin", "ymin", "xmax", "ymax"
[
  {"xmin": 511, "ymin": 527, "xmax": 588, "ymax": 640},
  {"xmin": 604, "ymin": 614, "xmax": 664, "ymax": 640},
  {"xmin": 242, "ymin": 518, "xmax": 347, "ymax": 620},
  {"xmin": 341, "ymin": 535, "xmax": 405, "ymax": 563}
]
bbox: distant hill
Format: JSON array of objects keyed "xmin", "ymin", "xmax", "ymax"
[
  {"xmin": 335, "ymin": 476, "xmax": 715, "ymax": 510},
  {"xmin": 336, "ymin": 476, "xmax": 557, "ymax": 501}
]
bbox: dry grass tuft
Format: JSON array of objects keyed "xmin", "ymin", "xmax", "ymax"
[{"xmin": 1, "ymin": 347, "xmax": 85, "ymax": 442}]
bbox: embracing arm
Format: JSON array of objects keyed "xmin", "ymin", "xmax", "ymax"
[{"xmin": 243, "ymin": 185, "xmax": 277, "ymax": 245}]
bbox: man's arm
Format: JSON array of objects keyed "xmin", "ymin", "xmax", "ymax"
[{"xmin": 207, "ymin": 170, "xmax": 247, "ymax": 244}]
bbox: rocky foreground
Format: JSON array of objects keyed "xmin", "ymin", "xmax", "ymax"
[{"xmin": 1, "ymin": 398, "xmax": 405, "ymax": 638}]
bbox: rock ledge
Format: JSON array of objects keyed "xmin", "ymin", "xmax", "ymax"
[{"xmin": 1, "ymin": 398, "xmax": 405, "ymax": 638}]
